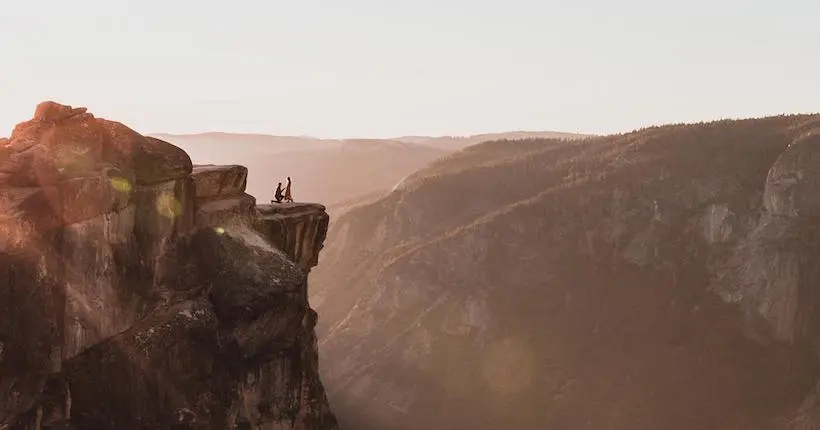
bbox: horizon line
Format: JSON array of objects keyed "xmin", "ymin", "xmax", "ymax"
[
  {"xmin": 142, "ymin": 111, "xmax": 820, "ymax": 142},
  {"xmin": 146, "ymin": 129, "xmax": 596, "ymax": 141}
]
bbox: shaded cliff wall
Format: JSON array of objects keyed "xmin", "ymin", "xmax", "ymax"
[{"xmin": 255, "ymin": 204, "xmax": 330, "ymax": 271}]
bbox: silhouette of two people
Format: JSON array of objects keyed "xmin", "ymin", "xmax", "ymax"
[{"xmin": 273, "ymin": 177, "xmax": 294, "ymax": 203}]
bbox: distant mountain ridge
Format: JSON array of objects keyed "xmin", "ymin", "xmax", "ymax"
[
  {"xmin": 149, "ymin": 130, "xmax": 589, "ymax": 208},
  {"xmin": 390, "ymin": 130, "xmax": 595, "ymax": 150},
  {"xmin": 150, "ymin": 130, "xmax": 591, "ymax": 150}
]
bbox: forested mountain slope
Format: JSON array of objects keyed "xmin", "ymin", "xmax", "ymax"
[{"xmin": 312, "ymin": 114, "xmax": 820, "ymax": 430}]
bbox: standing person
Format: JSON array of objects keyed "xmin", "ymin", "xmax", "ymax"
[
  {"xmin": 284, "ymin": 176, "xmax": 294, "ymax": 202},
  {"xmin": 273, "ymin": 182, "xmax": 285, "ymax": 203}
]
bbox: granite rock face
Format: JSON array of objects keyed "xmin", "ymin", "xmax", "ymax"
[
  {"xmin": 718, "ymin": 127, "xmax": 820, "ymax": 345},
  {"xmin": 0, "ymin": 102, "xmax": 338, "ymax": 430},
  {"xmin": 192, "ymin": 165, "xmax": 256, "ymax": 228},
  {"xmin": 256, "ymin": 204, "xmax": 330, "ymax": 271},
  {"xmin": 763, "ymin": 131, "xmax": 820, "ymax": 218}
]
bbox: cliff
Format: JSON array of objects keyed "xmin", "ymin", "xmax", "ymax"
[
  {"xmin": 311, "ymin": 114, "xmax": 820, "ymax": 430},
  {"xmin": 0, "ymin": 102, "xmax": 338, "ymax": 429}
]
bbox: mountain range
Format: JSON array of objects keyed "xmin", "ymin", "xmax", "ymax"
[
  {"xmin": 310, "ymin": 114, "xmax": 820, "ymax": 430},
  {"xmin": 150, "ymin": 131, "xmax": 589, "ymax": 211}
]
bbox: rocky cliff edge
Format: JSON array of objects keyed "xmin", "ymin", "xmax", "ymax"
[{"xmin": 0, "ymin": 102, "xmax": 338, "ymax": 429}]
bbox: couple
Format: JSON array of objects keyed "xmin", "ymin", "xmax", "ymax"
[{"xmin": 273, "ymin": 176, "xmax": 294, "ymax": 203}]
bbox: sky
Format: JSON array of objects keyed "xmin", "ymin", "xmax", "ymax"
[{"xmin": 1, "ymin": 0, "xmax": 818, "ymax": 138}]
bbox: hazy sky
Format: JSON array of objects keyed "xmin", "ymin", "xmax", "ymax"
[{"xmin": 1, "ymin": 0, "xmax": 818, "ymax": 138}]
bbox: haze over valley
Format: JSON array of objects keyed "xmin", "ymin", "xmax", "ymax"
[
  {"xmin": 154, "ymin": 131, "xmax": 589, "ymax": 210},
  {"xmin": 311, "ymin": 115, "xmax": 820, "ymax": 429},
  {"xmin": 2, "ymin": 0, "xmax": 820, "ymax": 429}
]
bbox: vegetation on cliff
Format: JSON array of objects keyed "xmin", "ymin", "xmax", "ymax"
[{"xmin": 313, "ymin": 114, "xmax": 820, "ymax": 430}]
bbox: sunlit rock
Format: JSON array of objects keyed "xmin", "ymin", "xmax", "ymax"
[
  {"xmin": 191, "ymin": 164, "xmax": 248, "ymax": 199},
  {"xmin": 0, "ymin": 102, "xmax": 338, "ymax": 429},
  {"xmin": 1, "ymin": 101, "xmax": 191, "ymax": 187}
]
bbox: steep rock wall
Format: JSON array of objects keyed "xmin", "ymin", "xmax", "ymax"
[
  {"xmin": 717, "ymin": 129, "xmax": 820, "ymax": 346},
  {"xmin": 255, "ymin": 204, "xmax": 330, "ymax": 271},
  {"xmin": 0, "ymin": 102, "xmax": 338, "ymax": 430}
]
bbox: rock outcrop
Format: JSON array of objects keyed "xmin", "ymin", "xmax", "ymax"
[
  {"xmin": 717, "ymin": 127, "xmax": 820, "ymax": 345},
  {"xmin": 255, "ymin": 204, "xmax": 329, "ymax": 271},
  {"xmin": 191, "ymin": 164, "xmax": 256, "ymax": 227},
  {"xmin": 0, "ymin": 102, "xmax": 338, "ymax": 429}
]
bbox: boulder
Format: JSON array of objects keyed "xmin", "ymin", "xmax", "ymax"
[
  {"xmin": 1, "ymin": 102, "xmax": 192, "ymax": 187},
  {"xmin": 191, "ymin": 164, "xmax": 248, "ymax": 199},
  {"xmin": 133, "ymin": 137, "xmax": 193, "ymax": 185},
  {"xmin": 33, "ymin": 101, "xmax": 90, "ymax": 122}
]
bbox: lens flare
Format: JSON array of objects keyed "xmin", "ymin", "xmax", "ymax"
[
  {"xmin": 109, "ymin": 177, "xmax": 132, "ymax": 194},
  {"xmin": 155, "ymin": 192, "xmax": 182, "ymax": 219}
]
